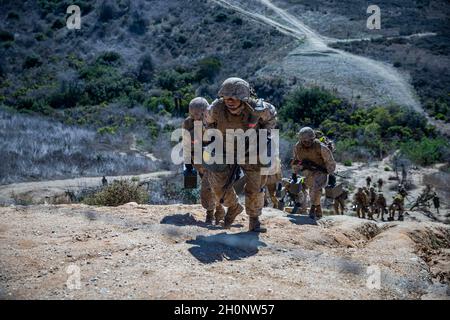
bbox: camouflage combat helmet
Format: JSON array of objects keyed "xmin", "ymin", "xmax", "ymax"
[
  {"xmin": 315, "ymin": 130, "xmax": 324, "ymax": 138},
  {"xmin": 218, "ymin": 77, "xmax": 251, "ymax": 101},
  {"xmin": 189, "ymin": 97, "xmax": 209, "ymax": 112},
  {"xmin": 298, "ymin": 127, "xmax": 316, "ymax": 141}
]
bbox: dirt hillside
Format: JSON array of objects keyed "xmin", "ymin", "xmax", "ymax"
[{"xmin": 0, "ymin": 203, "xmax": 448, "ymax": 299}]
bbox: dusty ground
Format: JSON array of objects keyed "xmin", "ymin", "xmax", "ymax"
[
  {"xmin": 0, "ymin": 202, "xmax": 449, "ymax": 300},
  {"xmin": 0, "ymin": 157, "xmax": 448, "ymax": 300}
]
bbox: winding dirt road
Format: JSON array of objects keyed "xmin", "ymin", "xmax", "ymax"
[{"xmin": 213, "ymin": 0, "xmax": 421, "ymax": 109}]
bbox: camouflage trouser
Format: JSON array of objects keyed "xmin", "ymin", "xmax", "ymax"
[
  {"xmin": 209, "ymin": 164, "xmax": 266, "ymax": 218},
  {"xmin": 264, "ymin": 182, "xmax": 279, "ymax": 208},
  {"xmin": 304, "ymin": 171, "xmax": 328, "ymax": 206},
  {"xmin": 356, "ymin": 204, "xmax": 367, "ymax": 218},
  {"xmin": 389, "ymin": 202, "xmax": 404, "ymax": 219},
  {"xmin": 290, "ymin": 190, "xmax": 308, "ymax": 213},
  {"xmin": 263, "ymin": 171, "xmax": 282, "ymax": 207},
  {"xmin": 195, "ymin": 165, "xmax": 223, "ymax": 213},
  {"xmin": 334, "ymin": 197, "xmax": 345, "ymax": 215},
  {"xmin": 376, "ymin": 204, "xmax": 387, "ymax": 219}
]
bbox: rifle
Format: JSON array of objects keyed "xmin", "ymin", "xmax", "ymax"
[
  {"xmin": 296, "ymin": 159, "xmax": 347, "ymax": 179},
  {"xmin": 183, "ymin": 164, "xmax": 198, "ymax": 189},
  {"xmin": 220, "ymin": 164, "xmax": 241, "ymax": 204}
]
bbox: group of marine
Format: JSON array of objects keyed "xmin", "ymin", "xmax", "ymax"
[{"xmin": 182, "ymin": 77, "xmax": 441, "ymax": 233}]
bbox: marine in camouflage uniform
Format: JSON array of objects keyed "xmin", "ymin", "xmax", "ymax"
[
  {"xmin": 368, "ymin": 187, "xmax": 377, "ymax": 220},
  {"xmin": 292, "ymin": 127, "xmax": 336, "ymax": 220},
  {"xmin": 377, "ymin": 178, "xmax": 384, "ymax": 192},
  {"xmin": 315, "ymin": 130, "xmax": 336, "ymax": 153},
  {"xmin": 263, "ymin": 157, "xmax": 282, "ymax": 208},
  {"xmin": 375, "ymin": 193, "xmax": 387, "ymax": 221},
  {"xmin": 354, "ymin": 187, "xmax": 369, "ymax": 219},
  {"xmin": 205, "ymin": 78, "xmax": 277, "ymax": 232},
  {"xmin": 333, "ymin": 188, "xmax": 348, "ymax": 215},
  {"xmin": 183, "ymin": 97, "xmax": 225, "ymax": 225},
  {"xmin": 389, "ymin": 193, "xmax": 405, "ymax": 221},
  {"xmin": 281, "ymin": 175, "xmax": 308, "ymax": 214}
]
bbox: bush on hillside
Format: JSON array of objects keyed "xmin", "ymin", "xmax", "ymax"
[{"xmin": 83, "ymin": 179, "xmax": 149, "ymax": 206}]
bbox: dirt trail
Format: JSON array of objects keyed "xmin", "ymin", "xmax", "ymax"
[
  {"xmin": 333, "ymin": 32, "xmax": 438, "ymax": 44},
  {"xmin": 213, "ymin": 0, "xmax": 421, "ymax": 110},
  {"xmin": 0, "ymin": 203, "xmax": 448, "ymax": 299},
  {"xmin": 0, "ymin": 171, "xmax": 174, "ymax": 205}
]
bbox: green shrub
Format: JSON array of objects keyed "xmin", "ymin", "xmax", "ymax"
[
  {"xmin": 129, "ymin": 13, "xmax": 148, "ymax": 35},
  {"xmin": 23, "ymin": 56, "xmax": 42, "ymax": 69},
  {"xmin": 215, "ymin": 13, "xmax": 228, "ymax": 22},
  {"xmin": 232, "ymin": 17, "xmax": 243, "ymax": 25},
  {"xmin": 400, "ymin": 137, "xmax": 450, "ymax": 166},
  {"xmin": 147, "ymin": 120, "xmax": 160, "ymax": 138},
  {"xmin": 35, "ymin": 33, "xmax": 46, "ymax": 41},
  {"xmin": 156, "ymin": 70, "xmax": 182, "ymax": 91},
  {"xmin": 83, "ymin": 179, "xmax": 149, "ymax": 206},
  {"xmin": 343, "ymin": 160, "xmax": 352, "ymax": 166},
  {"xmin": 98, "ymin": 0, "xmax": 115, "ymax": 21},
  {"xmin": 48, "ymin": 82, "xmax": 83, "ymax": 109},
  {"xmin": 79, "ymin": 57, "xmax": 140, "ymax": 105},
  {"xmin": 280, "ymin": 86, "xmax": 341, "ymax": 127},
  {"xmin": 0, "ymin": 30, "xmax": 14, "ymax": 42},
  {"xmin": 137, "ymin": 54, "xmax": 154, "ymax": 83},
  {"xmin": 196, "ymin": 57, "xmax": 222, "ymax": 81},
  {"xmin": 97, "ymin": 126, "xmax": 118, "ymax": 135},
  {"xmin": 144, "ymin": 91, "xmax": 178, "ymax": 115},
  {"xmin": 7, "ymin": 12, "xmax": 20, "ymax": 20},
  {"xmin": 96, "ymin": 51, "xmax": 122, "ymax": 65},
  {"xmin": 124, "ymin": 116, "xmax": 137, "ymax": 128},
  {"xmin": 242, "ymin": 40, "xmax": 254, "ymax": 49},
  {"xmin": 51, "ymin": 18, "xmax": 65, "ymax": 30}
]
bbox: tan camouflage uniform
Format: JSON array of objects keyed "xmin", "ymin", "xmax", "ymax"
[
  {"xmin": 368, "ymin": 187, "xmax": 377, "ymax": 220},
  {"xmin": 389, "ymin": 193, "xmax": 405, "ymax": 220},
  {"xmin": 281, "ymin": 176, "xmax": 308, "ymax": 213},
  {"xmin": 375, "ymin": 193, "xmax": 387, "ymax": 220},
  {"xmin": 262, "ymin": 157, "xmax": 282, "ymax": 208},
  {"xmin": 205, "ymin": 78, "xmax": 277, "ymax": 232},
  {"xmin": 292, "ymin": 130, "xmax": 336, "ymax": 218},
  {"xmin": 354, "ymin": 188, "xmax": 369, "ymax": 219},
  {"xmin": 333, "ymin": 190, "xmax": 348, "ymax": 215},
  {"xmin": 183, "ymin": 99, "xmax": 225, "ymax": 224},
  {"xmin": 206, "ymin": 99, "xmax": 276, "ymax": 215}
]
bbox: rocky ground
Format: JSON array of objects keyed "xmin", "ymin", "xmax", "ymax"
[{"xmin": 0, "ymin": 202, "xmax": 449, "ymax": 300}]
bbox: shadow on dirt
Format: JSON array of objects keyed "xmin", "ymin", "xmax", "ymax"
[
  {"xmin": 186, "ymin": 232, "xmax": 267, "ymax": 264},
  {"xmin": 160, "ymin": 213, "xmax": 243, "ymax": 230},
  {"xmin": 287, "ymin": 214, "xmax": 317, "ymax": 226}
]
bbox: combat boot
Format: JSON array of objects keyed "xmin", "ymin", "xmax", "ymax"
[
  {"xmin": 214, "ymin": 206, "xmax": 226, "ymax": 225},
  {"xmin": 309, "ymin": 205, "xmax": 316, "ymax": 220},
  {"xmin": 316, "ymin": 205, "xmax": 323, "ymax": 219},
  {"xmin": 205, "ymin": 210, "xmax": 214, "ymax": 224},
  {"xmin": 249, "ymin": 217, "xmax": 267, "ymax": 233},
  {"xmin": 291, "ymin": 202, "xmax": 301, "ymax": 215},
  {"xmin": 224, "ymin": 203, "xmax": 244, "ymax": 229}
]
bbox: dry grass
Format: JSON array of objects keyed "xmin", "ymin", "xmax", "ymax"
[{"xmin": 0, "ymin": 108, "xmax": 158, "ymax": 184}]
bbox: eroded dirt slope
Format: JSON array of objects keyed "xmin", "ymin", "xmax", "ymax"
[{"xmin": 0, "ymin": 203, "xmax": 448, "ymax": 300}]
